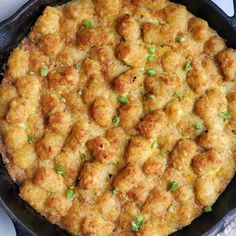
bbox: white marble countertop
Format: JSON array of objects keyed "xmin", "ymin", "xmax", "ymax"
[
  {"xmin": 0, "ymin": 208, "xmax": 16, "ymax": 236},
  {"xmin": 0, "ymin": 0, "xmax": 29, "ymax": 22},
  {"xmin": 0, "ymin": 1, "xmax": 234, "ymax": 236}
]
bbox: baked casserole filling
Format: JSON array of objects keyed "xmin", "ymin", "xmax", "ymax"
[{"xmin": 0, "ymin": 0, "xmax": 236, "ymax": 235}]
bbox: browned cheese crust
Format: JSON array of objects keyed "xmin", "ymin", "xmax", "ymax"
[{"xmin": 0, "ymin": 0, "xmax": 236, "ymax": 235}]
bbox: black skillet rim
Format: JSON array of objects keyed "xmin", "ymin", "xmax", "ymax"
[{"xmin": 0, "ymin": 0, "xmax": 236, "ymax": 235}]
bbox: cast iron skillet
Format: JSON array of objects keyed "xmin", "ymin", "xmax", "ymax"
[{"xmin": 0, "ymin": 0, "xmax": 236, "ymax": 235}]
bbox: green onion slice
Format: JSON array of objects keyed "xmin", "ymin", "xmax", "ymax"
[
  {"xmin": 219, "ymin": 112, "xmax": 231, "ymax": 121},
  {"xmin": 111, "ymin": 188, "xmax": 117, "ymax": 196},
  {"xmin": 147, "ymin": 68, "xmax": 156, "ymax": 77},
  {"xmin": 40, "ymin": 67, "xmax": 48, "ymax": 77},
  {"xmin": 112, "ymin": 116, "xmax": 121, "ymax": 126},
  {"xmin": 203, "ymin": 206, "xmax": 212, "ymax": 213},
  {"xmin": 56, "ymin": 166, "xmax": 65, "ymax": 175},
  {"xmin": 184, "ymin": 61, "xmax": 191, "ymax": 72},
  {"xmin": 145, "ymin": 93, "xmax": 155, "ymax": 99},
  {"xmin": 81, "ymin": 20, "xmax": 93, "ymax": 29},
  {"xmin": 60, "ymin": 97, "xmax": 66, "ymax": 103},
  {"xmin": 176, "ymin": 36, "xmax": 185, "ymax": 43},
  {"xmin": 66, "ymin": 188, "xmax": 74, "ymax": 199},
  {"xmin": 118, "ymin": 95, "xmax": 129, "ymax": 105},
  {"xmin": 76, "ymin": 63, "xmax": 81, "ymax": 69},
  {"xmin": 160, "ymin": 150, "xmax": 167, "ymax": 158},
  {"xmin": 168, "ymin": 181, "xmax": 178, "ymax": 192},
  {"xmin": 131, "ymin": 215, "xmax": 144, "ymax": 232},
  {"xmin": 151, "ymin": 140, "xmax": 158, "ymax": 149},
  {"xmin": 194, "ymin": 123, "xmax": 202, "ymax": 130},
  {"xmin": 136, "ymin": 203, "xmax": 142, "ymax": 210},
  {"xmin": 27, "ymin": 135, "xmax": 33, "ymax": 144}
]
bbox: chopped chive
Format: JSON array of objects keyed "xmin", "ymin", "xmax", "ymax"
[
  {"xmin": 147, "ymin": 54, "xmax": 155, "ymax": 62},
  {"xmin": 203, "ymin": 206, "xmax": 212, "ymax": 213},
  {"xmin": 160, "ymin": 150, "xmax": 167, "ymax": 158},
  {"xmin": 111, "ymin": 188, "xmax": 117, "ymax": 196},
  {"xmin": 151, "ymin": 140, "xmax": 158, "ymax": 149},
  {"xmin": 175, "ymin": 91, "xmax": 183, "ymax": 99},
  {"xmin": 148, "ymin": 46, "xmax": 156, "ymax": 54},
  {"xmin": 91, "ymin": 79, "xmax": 97, "ymax": 84},
  {"xmin": 81, "ymin": 20, "xmax": 93, "ymax": 29},
  {"xmin": 118, "ymin": 95, "xmax": 129, "ymax": 105},
  {"xmin": 60, "ymin": 97, "xmax": 66, "ymax": 103},
  {"xmin": 80, "ymin": 151, "xmax": 87, "ymax": 160},
  {"xmin": 135, "ymin": 215, "xmax": 144, "ymax": 223},
  {"xmin": 27, "ymin": 135, "xmax": 33, "ymax": 144},
  {"xmin": 40, "ymin": 67, "xmax": 48, "ymax": 77},
  {"xmin": 131, "ymin": 222, "xmax": 139, "ymax": 232},
  {"xmin": 131, "ymin": 215, "xmax": 144, "ymax": 232},
  {"xmin": 77, "ymin": 89, "xmax": 83, "ymax": 96},
  {"xmin": 145, "ymin": 92, "xmax": 155, "ymax": 99},
  {"xmin": 219, "ymin": 112, "xmax": 231, "ymax": 121},
  {"xmin": 76, "ymin": 63, "xmax": 81, "ymax": 69},
  {"xmin": 112, "ymin": 116, "xmax": 121, "ymax": 126},
  {"xmin": 147, "ymin": 68, "xmax": 156, "ymax": 77},
  {"xmin": 184, "ymin": 61, "xmax": 191, "ymax": 72},
  {"xmin": 110, "ymin": 160, "xmax": 118, "ymax": 166},
  {"xmin": 168, "ymin": 181, "xmax": 178, "ymax": 192},
  {"xmin": 56, "ymin": 166, "xmax": 65, "ymax": 175},
  {"xmin": 176, "ymin": 36, "xmax": 185, "ymax": 43},
  {"xmin": 194, "ymin": 122, "xmax": 202, "ymax": 130},
  {"xmin": 66, "ymin": 188, "xmax": 74, "ymax": 199},
  {"xmin": 147, "ymin": 47, "xmax": 156, "ymax": 62},
  {"xmin": 136, "ymin": 203, "xmax": 142, "ymax": 210}
]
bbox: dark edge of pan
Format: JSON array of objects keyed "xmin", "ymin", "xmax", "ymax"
[
  {"xmin": 0, "ymin": 1, "xmax": 71, "ymax": 235},
  {"xmin": 0, "ymin": 0, "xmax": 236, "ymax": 235}
]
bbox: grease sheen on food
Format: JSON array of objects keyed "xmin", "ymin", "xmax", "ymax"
[{"xmin": 0, "ymin": 0, "xmax": 236, "ymax": 235}]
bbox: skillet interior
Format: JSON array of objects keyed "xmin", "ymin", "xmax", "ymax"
[{"xmin": 0, "ymin": 0, "xmax": 236, "ymax": 235}]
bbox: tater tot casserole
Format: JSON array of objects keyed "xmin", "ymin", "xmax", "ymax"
[{"xmin": 0, "ymin": 0, "xmax": 236, "ymax": 235}]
